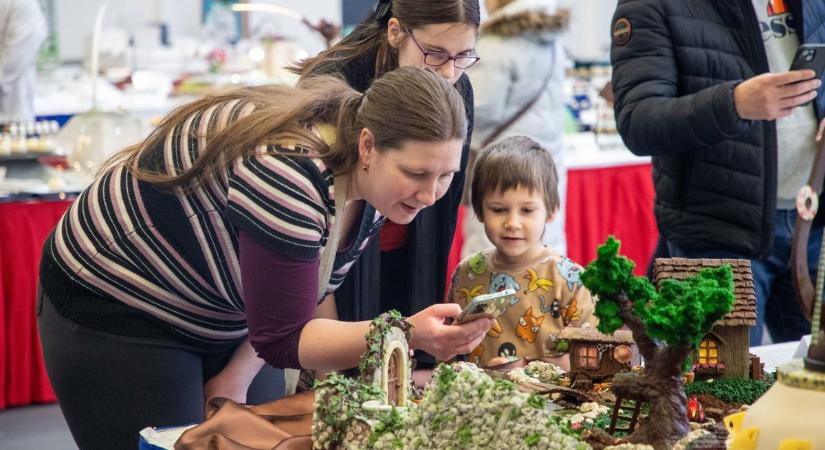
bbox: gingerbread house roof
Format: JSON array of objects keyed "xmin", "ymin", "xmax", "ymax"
[
  {"xmin": 653, "ymin": 258, "xmax": 757, "ymax": 327},
  {"xmin": 558, "ymin": 327, "xmax": 634, "ymax": 344}
]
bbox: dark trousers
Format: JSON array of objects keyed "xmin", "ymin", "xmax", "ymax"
[
  {"xmin": 37, "ymin": 290, "xmax": 283, "ymax": 450},
  {"xmin": 667, "ymin": 209, "xmax": 822, "ymax": 345}
]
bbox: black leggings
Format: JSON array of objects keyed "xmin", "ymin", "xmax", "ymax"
[{"xmin": 37, "ymin": 290, "xmax": 283, "ymax": 450}]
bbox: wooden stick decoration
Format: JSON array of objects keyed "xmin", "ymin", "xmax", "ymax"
[{"xmin": 791, "ymin": 136, "xmax": 825, "ymax": 329}]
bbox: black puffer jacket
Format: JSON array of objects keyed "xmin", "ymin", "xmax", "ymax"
[{"xmin": 611, "ymin": 0, "xmax": 825, "ymax": 258}]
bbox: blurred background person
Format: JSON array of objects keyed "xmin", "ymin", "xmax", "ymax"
[
  {"xmin": 0, "ymin": 0, "xmax": 46, "ymax": 122},
  {"xmin": 461, "ymin": 0, "xmax": 569, "ymax": 259}
]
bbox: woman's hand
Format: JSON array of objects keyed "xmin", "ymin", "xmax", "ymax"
[
  {"xmin": 407, "ymin": 303, "xmax": 493, "ymax": 361},
  {"xmin": 204, "ymin": 371, "xmax": 249, "ymax": 406},
  {"xmin": 202, "ymin": 338, "xmax": 264, "ymax": 414}
]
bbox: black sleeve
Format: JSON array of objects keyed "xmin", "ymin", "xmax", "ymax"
[
  {"xmin": 449, "ymin": 74, "xmax": 474, "ymax": 227},
  {"xmin": 611, "ymin": 0, "xmax": 752, "ymax": 156}
]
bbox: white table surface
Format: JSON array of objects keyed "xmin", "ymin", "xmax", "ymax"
[
  {"xmin": 563, "ymin": 132, "xmax": 650, "ymax": 170},
  {"xmin": 750, "ymin": 335, "xmax": 812, "ymax": 373}
]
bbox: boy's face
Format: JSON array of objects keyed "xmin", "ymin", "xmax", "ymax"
[{"xmin": 480, "ymin": 185, "xmax": 556, "ymax": 266}]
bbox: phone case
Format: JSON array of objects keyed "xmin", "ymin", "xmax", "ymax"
[
  {"xmin": 456, "ymin": 289, "xmax": 518, "ymax": 324},
  {"xmin": 790, "ymin": 44, "xmax": 825, "ymax": 80}
]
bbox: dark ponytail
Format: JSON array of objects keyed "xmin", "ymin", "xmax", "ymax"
[
  {"xmin": 373, "ymin": 0, "xmax": 394, "ymax": 25},
  {"xmin": 292, "ymin": 0, "xmax": 480, "ymax": 81}
]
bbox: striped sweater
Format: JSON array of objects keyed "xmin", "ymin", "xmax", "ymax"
[{"xmin": 48, "ymin": 99, "xmax": 383, "ymax": 343}]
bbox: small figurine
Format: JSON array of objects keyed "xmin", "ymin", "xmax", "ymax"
[{"xmin": 687, "ymin": 396, "xmax": 705, "ymax": 423}]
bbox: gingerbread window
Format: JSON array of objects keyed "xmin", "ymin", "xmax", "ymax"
[
  {"xmin": 576, "ymin": 345, "xmax": 599, "ymax": 369},
  {"xmin": 697, "ymin": 337, "xmax": 719, "ymax": 365}
]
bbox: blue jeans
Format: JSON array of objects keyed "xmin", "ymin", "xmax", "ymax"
[{"xmin": 667, "ymin": 209, "xmax": 822, "ymax": 345}]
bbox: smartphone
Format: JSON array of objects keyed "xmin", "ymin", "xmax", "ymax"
[
  {"xmin": 455, "ymin": 289, "xmax": 518, "ymax": 324},
  {"xmin": 790, "ymin": 43, "xmax": 825, "ymax": 81}
]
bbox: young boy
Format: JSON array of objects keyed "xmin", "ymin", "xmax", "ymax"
[{"xmin": 448, "ymin": 136, "xmax": 596, "ymax": 369}]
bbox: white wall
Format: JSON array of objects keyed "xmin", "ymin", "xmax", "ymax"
[{"xmin": 53, "ymin": 0, "xmax": 340, "ymax": 62}]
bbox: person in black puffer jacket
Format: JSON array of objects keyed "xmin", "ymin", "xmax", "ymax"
[{"xmin": 611, "ymin": 0, "xmax": 825, "ymax": 345}]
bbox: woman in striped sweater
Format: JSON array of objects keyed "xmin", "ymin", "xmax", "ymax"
[{"xmin": 37, "ymin": 67, "xmax": 493, "ymax": 450}]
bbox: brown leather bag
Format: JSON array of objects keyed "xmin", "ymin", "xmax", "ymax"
[{"xmin": 174, "ymin": 391, "xmax": 315, "ymax": 450}]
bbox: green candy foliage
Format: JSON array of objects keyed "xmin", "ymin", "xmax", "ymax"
[
  {"xmin": 683, "ymin": 378, "xmax": 773, "ymax": 405},
  {"xmin": 581, "ymin": 236, "xmax": 735, "ymax": 348},
  {"xmin": 641, "ymin": 265, "xmax": 734, "ymax": 346}
]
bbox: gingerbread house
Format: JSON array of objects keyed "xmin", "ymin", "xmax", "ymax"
[
  {"xmin": 653, "ymin": 258, "xmax": 757, "ymax": 379},
  {"xmin": 558, "ymin": 327, "xmax": 636, "ymax": 386}
]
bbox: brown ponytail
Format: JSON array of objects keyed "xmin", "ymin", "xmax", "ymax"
[{"xmin": 101, "ymin": 66, "xmax": 465, "ymax": 190}]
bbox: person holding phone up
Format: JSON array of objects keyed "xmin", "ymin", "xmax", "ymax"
[{"xmin": 611, "ymin": 0, "xmax": 825, "ymax": 345}]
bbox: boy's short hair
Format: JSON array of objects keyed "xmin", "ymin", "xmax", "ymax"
[{"xmin": 470, "ymin": 136, "xmax": 560, "ymax": 220}]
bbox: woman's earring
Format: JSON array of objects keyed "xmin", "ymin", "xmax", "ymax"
[{"xmin": 362, "ymin": 163, "xmax": 370, "ymax": 171}]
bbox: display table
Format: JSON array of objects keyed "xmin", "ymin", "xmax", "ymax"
[
  {"xmin": 0, "ymin": 199, "xmax": 72, "ymax": 409},
  {"xmin": 448, "ymin": 135, "xmax": 658, "ymax": 283}
]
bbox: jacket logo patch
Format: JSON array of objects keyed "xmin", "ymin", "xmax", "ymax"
[{"xmin": 613, "ymin": 18, "xmax": 632, "ymax": 46}]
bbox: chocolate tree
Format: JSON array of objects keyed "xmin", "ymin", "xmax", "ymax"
[{"xmin": 580, "ymin": 237, "xmax": 734, "ymax": 450}]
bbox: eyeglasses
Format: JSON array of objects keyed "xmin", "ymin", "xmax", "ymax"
[{"xmin": 404, "ymin": 27, "xmax": 480, "ymax": 69}]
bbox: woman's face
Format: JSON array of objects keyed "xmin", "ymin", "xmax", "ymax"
[
  {"xmin": 387, "ymin": 20, "xmax": 478, "ymax": 85},
  {"xmin": 356, "ymin": 129, "xmax": 463, "ymax": 224}
]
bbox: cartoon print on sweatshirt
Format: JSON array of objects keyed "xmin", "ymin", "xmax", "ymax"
[
  {"xmin": 487, "ymin": 320, "xmax": 503, "ymax": 338},
  {"xmin": 561, "ymin": 297, "xmax": 582, "ymax": 326},
  {"xmin": 498, "ymin": 342, "xmax": 517, "ymax": 361},
  {"xmin": 467, "ymin": 252, "xmax": 488, "ymax": 278},
  {"xmin": 490, "ymin": 272, "xmax": 521, "ymax": 305},
  {"xmin": 470, "ymin": 345, "xmax": 485, "ymax": 365},
  {"xmin": 516, "ymin": 306, "xmax": 545, "ymax": 343},
  {"xmin": 557, "ymin": 257, "xmax": 583, "ymax": 292},
  {"xmin": 457, "ymin": 285, "xmax": 484, "ymax": 303},
  {"xmin": 537, "ymin": 295, "xmax": 562, "ymax": 318},
  {"xmin": 523, "ymin": 268, "xmax": 553, "ymax": 293}
]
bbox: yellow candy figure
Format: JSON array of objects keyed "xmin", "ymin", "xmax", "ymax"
[{"xmin": 722, "ymin": 359, "xmax": 823, "ymax": 450}]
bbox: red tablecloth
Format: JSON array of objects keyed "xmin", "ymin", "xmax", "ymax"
[
  {"xmin": 0, "ymin": 200, "xmax": 71, "ymax": 409},
  {"xmin": 564, "ymin": 163, "xmax": 658, "ymax": 275},
  {"xmin": 448, "ymin": 163, "xmax": 658, "ymax": 293}
]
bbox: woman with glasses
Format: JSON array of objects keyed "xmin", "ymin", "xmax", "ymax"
[{"xmin": 293, "ymin": 0, "xmax": 480, "ymax": 373}]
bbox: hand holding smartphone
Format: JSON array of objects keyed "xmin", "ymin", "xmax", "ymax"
[
  {"xmin": 789, "ymin": 43, "xmax": 825, "ymax": 106},
  {"xmin": 455, "ymin": 288, "xmax": 518, "ymax": 324},
  {"xmin": 790, "ymin": 44, "xmax": 825, "ymax": 80}
]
